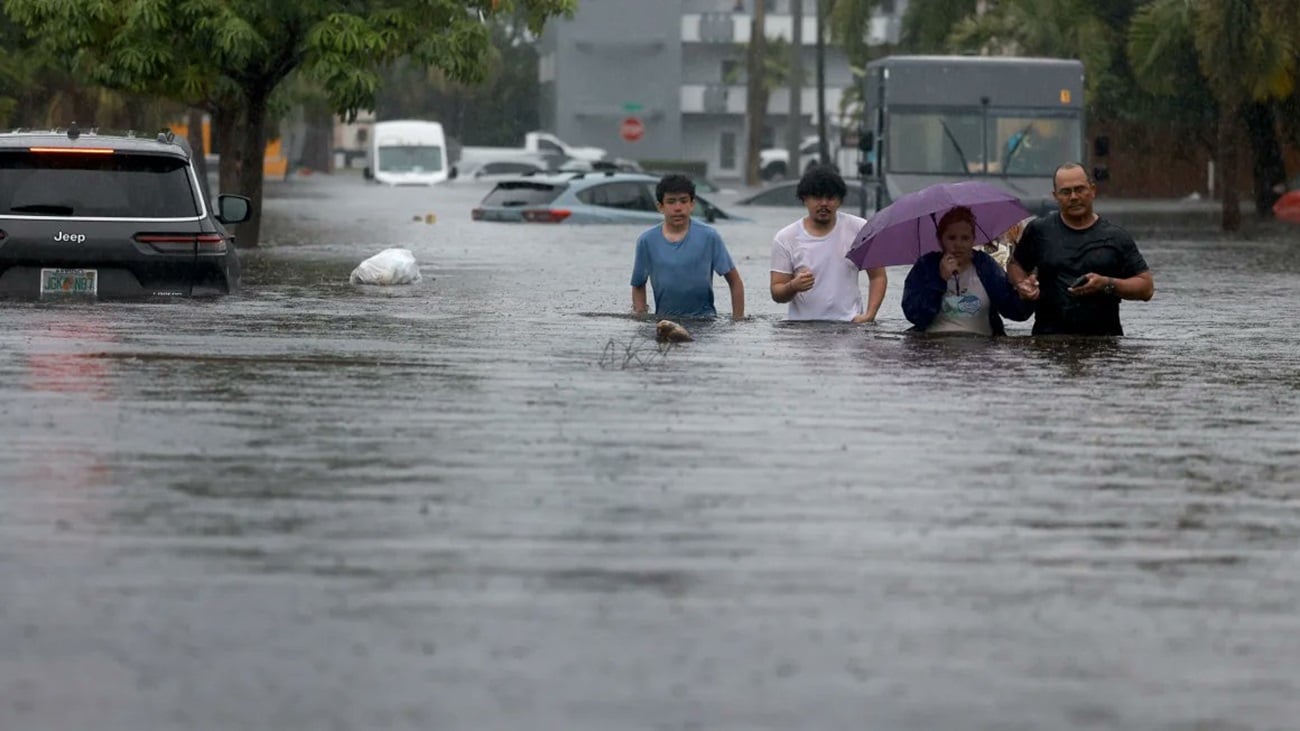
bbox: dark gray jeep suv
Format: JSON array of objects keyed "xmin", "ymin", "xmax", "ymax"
[{"xmin": 0, "ymin": 126, "xmax": 250, "ymax": 298}]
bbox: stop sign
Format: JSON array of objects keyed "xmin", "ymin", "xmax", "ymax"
[{"xmin": 619, "ymin": 117, "xmax": 645, "ymax": 143}]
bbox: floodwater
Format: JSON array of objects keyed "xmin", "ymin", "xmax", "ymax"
[{"xmin": 1, "ymin": 175, "xmax": 1298, "ymax": 731}]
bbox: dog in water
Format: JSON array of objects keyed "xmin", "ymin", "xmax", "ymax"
[{"xmin": 656, "ymin": 320, "xmax": 693, "ymax": 343}]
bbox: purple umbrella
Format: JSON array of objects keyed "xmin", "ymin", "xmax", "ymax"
[{"xmin": 846, "ymin": 181, "xmax": 1033, "ymax": 269}]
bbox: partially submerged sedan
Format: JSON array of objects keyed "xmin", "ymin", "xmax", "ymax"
[
  {"xmin": 471, "ymin": 171, "xmax": 744, "ymax": 224},
  {"xmin": 0, "ymin": 127, "xmax": 250, "ymax": 298}
]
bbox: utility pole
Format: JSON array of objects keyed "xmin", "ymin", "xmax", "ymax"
[
  {"xmin": 785, "ymin": 0, "xmax": 803, "ymax": 181},
  {"xmin": 815, "ymin": 0, "xmax": 828, "ymax": 165},
  {"xmin": 744, "ymin": 0, "xmax": 767, "ymax": 187}
]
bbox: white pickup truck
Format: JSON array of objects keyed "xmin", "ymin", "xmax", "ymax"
[
  {"xmin": 759, "ymin": 135, "xmax": 823, "ymax": 181},
  {"xmin": 458, "ymin": 131, "xmax": 607, "ymax": 170},
  {"xmin": 759, "ymin": 135, "xmax": 862, "ymax": 181}
]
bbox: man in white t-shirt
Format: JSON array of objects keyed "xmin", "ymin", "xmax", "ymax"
[{"xmin": 769, "ymin": 165, "xmax": 886, "ymax": 322}]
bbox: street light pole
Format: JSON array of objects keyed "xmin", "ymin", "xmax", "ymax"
[
  {"xmin": 815, "ymin": 0, "xmax": 828, "ymax": 166},
  {"xmin": 745, "ymin": 0, "xmax": 767, "ymax": 187},
  {"xmin": 786, "ymin": 0, "xmax": 803, "ymax": 179}
]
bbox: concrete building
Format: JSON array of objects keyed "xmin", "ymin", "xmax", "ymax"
[{"xmin": 538, "ymin": 0, "xmax": 907, "ymax": 179}]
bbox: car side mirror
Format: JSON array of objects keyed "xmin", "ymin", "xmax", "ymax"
[
  {"xmin": 1093, "ymin": 165, "xmax": 1110, "ymax": 183},
  {"xmin": 448, "ymin": 165, "xmax": 459, "ymax": 180},
  {"xmin": 1093, "ymin": 135, "xmax": 1110, "ymax": 158},
  {"xmin": 363, "ymin": 166, "xmax": 373, "ymax": 180},
  {"xmin": 217, "ymin": 194, "xmax": 251, "ymax": 224},
  {"xmin": 704, "ymin": 203, "xmax": 717, "ymax": 223}
]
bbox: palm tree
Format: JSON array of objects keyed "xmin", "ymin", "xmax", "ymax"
[
  {"xmin": 1130, "ymin": 0, "xmax": 1295, "ymax": 230},
  {"xmin": 947, "ymin": 0, "xmax": 1114, "ymax": 102},
  {"xmin": 897, "ymin": 0, "xmax": 978, "ymax": 53}
]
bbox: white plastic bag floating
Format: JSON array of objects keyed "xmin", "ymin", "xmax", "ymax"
[{"xmin": 349, "ymin": 248, "xmax": 422, "ymax": 285}]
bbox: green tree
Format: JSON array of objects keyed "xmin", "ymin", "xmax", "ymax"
[
  {"xmin": 376, "ymin": 12, "xmax": 545, "ymax": 147},
  {"xmin": 826, "ymin": 0, "xmax": 882, "ymax": 68},
  {"xmin": 4, "ymin": 0, "xmax": 575, "ymax": 247},
  {"xmin": 1130, "ymin": 0, "xmax": 1295, "ymax": 229},
  {"xmin": 898, "ymin": 0, "xmax": 978, "ymax": 53}
]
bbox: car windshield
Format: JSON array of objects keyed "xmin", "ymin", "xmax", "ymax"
[
  {"xmin": 377, "ymin": 145, "xmax": 444, "ymax": 173},
  {"xmin": 887, "ymin": 109, "xmax": 1082, "ymax": 177},
  {"xmin": 480, "ymin": 182, "xmax": 563, "ymax": 207},
  {"xmin": 0, "ymin": 150, "xmax": 200, "ymax": 218}
]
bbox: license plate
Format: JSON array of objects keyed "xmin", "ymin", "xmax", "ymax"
[{"xmin": 40, "ymin": 268, "xmax": 98, "ymax": 296}]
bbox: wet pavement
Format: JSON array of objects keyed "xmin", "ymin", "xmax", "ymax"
[{"xmin": 2, "ymin": 174, "xmax": 1299, "ymax": 730}]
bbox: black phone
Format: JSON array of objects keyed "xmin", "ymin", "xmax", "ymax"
[{"xmin": 1070, "ymin": 275, "xmax": 1090, "ymax": 288}]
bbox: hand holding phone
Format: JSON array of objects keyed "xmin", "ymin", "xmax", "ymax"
[{"xmin": 1070, "ymin": 274, "xmax": 1091, "ymax": 289}]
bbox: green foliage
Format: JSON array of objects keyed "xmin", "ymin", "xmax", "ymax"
[
  {"xmin": 1127, "ymin": 0, "xmax": 1197, "ymax": 97},
  {"xmin": 4, "ymin": 0, "xmax": 575, "ymax": 244},
  {"xmin": 948, "ymin": 0, "xmax": 1114, "ymax": 103},
  {"xmin": 728, "ymin": 36, "xmax": 796, "ymax": 91},
  {"xmin": 827, "ymin": 0, "xmax": 880, "ymax": 67},
  {"xmin": 375, "ymin": 11, "xmax": 547, "ymax": 146},
  {"xmin": 898, "ymin": 0, "xmax": 977, "ymax": 53},
  {"xmin": 1192, "ymin": 0, "xmax": 1293, "ymax": 104},
  {"xmin": 5, "ymin": 0, "xmax": 576, "ymax": 120}
]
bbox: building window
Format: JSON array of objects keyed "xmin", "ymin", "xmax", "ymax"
[{"xmin": 720, "ymin": 131, "xmax": 737, "ymax": 170}]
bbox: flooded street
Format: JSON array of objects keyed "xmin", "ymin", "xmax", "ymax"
[{"xmin": 2, "ymin": 175, "xmax": 1299, "ymax": 730}]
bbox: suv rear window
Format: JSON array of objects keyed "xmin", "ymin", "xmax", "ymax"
[
  {"xmin": 480, "ymin": 181, "xmax": 563, "ymax": 207},
  {"xmin": 0, "ymin": 150, "xmax": 200, "ymax": 218},
  {"xmin": 575, "ymin": 182, "xmax": 655, "ymax": 211}
]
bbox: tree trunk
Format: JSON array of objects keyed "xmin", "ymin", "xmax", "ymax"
[
  {"xmin": 233, "ymin": 93, "xmax": 269, "ymax": 248},
  {"xmin": 186, "ymin": 108, "xmax": 208, "ymax": 186},
  {"xmin": 214, "ymin": 107, "xmax": 239, "ymax": 195},
  {"xmin": 1243, "ymin": 101, "xmax": 1286, "ymax": 216},
  {"xmin": 1217, "ymin": 102, "xmax": 1241, "ymax": 232},
  {"xmin": 744, "ymin": 0, "xmax": 767, "ymax": 186}
]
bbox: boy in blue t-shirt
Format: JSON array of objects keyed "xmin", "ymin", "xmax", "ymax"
[{"xmin": 630, "ymin": 174, "xmax": 745, "ymax": 320}]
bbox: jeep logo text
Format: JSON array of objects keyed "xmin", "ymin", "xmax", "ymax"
[{"xmin": 54, "ymin": 232, "xmax": 87, "ymax": 243}]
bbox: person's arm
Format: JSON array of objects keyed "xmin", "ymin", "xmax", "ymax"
[
  {"xmin": 632, "ymin": 285, "xmax": 648, "ymax": 316},
  {"xmin": 1007, "ymin": 259, "xmax": 1039, "ymax": 301},
  {"xmin": 1116, "ymin": 271, "xmax": 1154, "ymax": 300},
  {"xmin": 976, "ymin": 253, "xmax": 1034, "ymax": 321},
  {"xmin": 1071, "ymin": 271, "xmax": 1154, "ymax": 300},
  {"xmin": 631, "ymin": 236, "xmax": 650, "ymax": 315},
  {"xmin": 771, "ymin": 270, "xmax": 814, "ymax": 303},
  {"xmin": 853, "ymin": 267, "xmax": 887, "ymax": 323},
  {"xmin": 901, "ymin": 255, "xmax": 946, "ymax": 329},
  {"xmin": 724, "ymin": 268, "xmax": 745, "ymax": 320},
  {"xmin": 1007, "ymin": 221, "xmax": 1041, "ymax": 300},
  {"xmin": 1112, "ymin": 232, "xmax": 1154, "ymax": 300}
]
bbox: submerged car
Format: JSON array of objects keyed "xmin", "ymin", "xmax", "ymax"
[
  {"xmin": 734, "ymin": 179, "xmax": 875, "ymax": 212},
  {"xmin": 471, "ymin": 171, "xmax": 744, "ymax": 224},
  {"xmin": 0, "ymin": 127, "xmax": 249, "ymax": 299}
]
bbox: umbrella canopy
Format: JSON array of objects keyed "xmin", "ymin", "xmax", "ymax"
[{"xmin": 847, "ymin": 181, "xmax": 1033, "ymax": 269}]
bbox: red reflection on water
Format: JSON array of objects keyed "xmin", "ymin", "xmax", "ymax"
[
  {"xmin": 18, "ymin": 319, "xmax": 119, "ymax": 489},
  {"xmin": 24, "ymin": 322, "xmax": 116, "ymax": 398}
]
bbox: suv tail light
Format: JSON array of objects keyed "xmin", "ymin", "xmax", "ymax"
[
  {"xmin": 134, "ymin": 233, "xmax": 227, "ymax": 254},
  {"xmin": 29, "ymin": 147, "xmax": 115, "ymax": 155},
  {"xmin": 471, "ymin": 208, "xmax": 484, "ymax": 220},
  {"xmin": 522, "ymin": 208, "xmax": 571, "ymax": 223}
]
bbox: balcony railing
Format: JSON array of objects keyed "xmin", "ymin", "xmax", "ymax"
[
  {"xmin": 680, "ymin": 84, "xmax": 844, "ymax": 115},
  {"xmin": 681, "ymin": 13, "xmax": 896, "ymax": 45}
]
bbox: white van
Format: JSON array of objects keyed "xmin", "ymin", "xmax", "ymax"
[{"xmin": 365, "ymin": 120, "xmax": 449, "ymax": 185}]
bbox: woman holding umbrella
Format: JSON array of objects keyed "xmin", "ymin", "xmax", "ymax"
[{"xmin": 901, "ymin": 206, "xmax": 1033, "ymax": 336}]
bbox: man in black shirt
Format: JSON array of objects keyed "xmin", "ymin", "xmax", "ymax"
[{"xmin": 1009, "ymin": 163, "xmax": 1155, "ymax": 335}]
